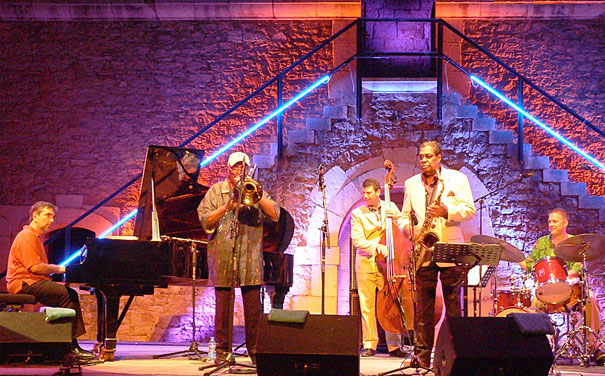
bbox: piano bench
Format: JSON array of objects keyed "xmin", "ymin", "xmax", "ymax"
[{"xmin": 0, "ymin": 294, "xmax": 37, "ymax": 312}]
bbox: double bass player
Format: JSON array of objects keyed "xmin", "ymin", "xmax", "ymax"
[{"xmin": 351, "ymin": 178, "xmax": 409, "ymax": 358}]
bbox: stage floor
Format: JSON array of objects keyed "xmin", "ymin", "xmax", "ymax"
[{"xmin": 1, "ymin": 341, "xmax": 605, "ymax": 375}]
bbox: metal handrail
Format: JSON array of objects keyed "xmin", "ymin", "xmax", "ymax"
[{"xmin": 439, "ymin": 18, "xmax": 604, "ymax": 138}]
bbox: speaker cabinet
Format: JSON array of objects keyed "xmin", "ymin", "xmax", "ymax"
[
  {"xmin": 434, "ymin": 316, "xmax": 554, "ymax": 376},
  {"xmin": 255, "ymin": 314, "xmax": 360, "ymax": 376},
  {"xmin": 0, "ymin": 312, "xmax": 72, "ymax": 364}
]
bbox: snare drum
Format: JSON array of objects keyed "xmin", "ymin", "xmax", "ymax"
[
  {"xmin": 495, "ymin": 306, "xmax": 531, "ymax": 317},
  {"xmin": 496, "ymin": 288, "xmax": 531, "ymax": 310},
  {"xmin": 534, "ymin": 256, "xmax": 572, "ymax": 304}
]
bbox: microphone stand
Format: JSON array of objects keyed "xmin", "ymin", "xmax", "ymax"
[
  {"xmin": 379, "ymin": 211, "xmax": 433, "ymax": 375},
  {"xmin": 154, "ymin": 236, "xmax": 208, "ymax": 360},
  {"xmin": 199, "ymin": 167, "xmax": 255, "ymax": 375},
  {"xmin": 474, "ymin": 174, "xmax": 529, "ymax": 316},
  {"xmin": 318, "ymin": 165, "xmax": 330, "ymax": 315}
]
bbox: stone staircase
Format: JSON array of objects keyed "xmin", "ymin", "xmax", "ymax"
[{"xmin": 253, "ymin": 91, "xmax": 605, "ymax": 222}]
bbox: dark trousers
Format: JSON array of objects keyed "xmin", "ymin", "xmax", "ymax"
[
  {"xmin": 215, "ymin": 285, "xmax": 262, "ymax": 356},
  {"xmin": 19, "ymin": 280, "xmax": 86, "ymax": 339},
  {"xmin": 415, "ymin": 263, "xmax": 462, "ymax": 366}
]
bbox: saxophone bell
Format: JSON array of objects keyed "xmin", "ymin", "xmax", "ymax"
[{"xmin": 421, "ymin": 231, "xmax": 439, "ymax": 250}]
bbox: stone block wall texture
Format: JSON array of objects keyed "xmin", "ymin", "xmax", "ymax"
[
  {"xmin": 360, "ymin": 0, "xmax": 434, "ymax": 77},
  {"xmin": 456, "ymin": 19, "xmax": 604, "ymax": 196}
]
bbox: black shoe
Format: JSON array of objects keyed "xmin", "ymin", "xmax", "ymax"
[
  {"xmin": 70, "ymin": 346, "xmax": 96, "ymax": 360},
  {"xmin": 389, "ymin": 348, "xmax": 409, "ymax": 358},
  {"xmin": 360, "ymin": 348, "xmax": 376, "ymax": 357}
]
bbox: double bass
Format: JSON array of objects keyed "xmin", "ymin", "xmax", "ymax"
[{"xmin": 375, "ymin": 160, "xmax": 415, "ymax": 334}]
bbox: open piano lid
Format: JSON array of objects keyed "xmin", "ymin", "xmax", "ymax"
[{"xmin": 133, "ymin": 145, "xmax": 209, "ymax": 241}]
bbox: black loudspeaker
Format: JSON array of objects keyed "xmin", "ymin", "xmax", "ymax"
[
  {"xmin": 434, "ymin": 316, "xmax": 554, "ymax": 376},
  {"xmin": 0, "ymin": 312, "xmax": 72, "ymax": 364},
  {"xmin": 255, "ymin": 314, "xmax": 359, "ymax": 376}
]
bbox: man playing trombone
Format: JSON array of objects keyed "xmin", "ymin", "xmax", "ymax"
[{"xmin": 198, "ymin": 151, "xmax": 279, "ymax": 364}]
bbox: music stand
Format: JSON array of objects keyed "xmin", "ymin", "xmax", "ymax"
[{"xmin": 433, "ymin": 242, "xmax": 502, "ymax": 317}]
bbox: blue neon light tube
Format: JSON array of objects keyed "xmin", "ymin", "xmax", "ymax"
[
  {"xmin": 59, "ymin": 75, "xmax": 330, "ymax": 266},
  {"xmin": 470, "ymin": 75, "xmax": 604, "ymax": 171},
  {"xmin": 200, "ymin": 74, "xmax": 330, "ymax": 168}
]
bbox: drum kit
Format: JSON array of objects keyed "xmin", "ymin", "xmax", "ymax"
[{"xmin": 471, "ymin": 233, "xmax": 605, "ymax": 367}]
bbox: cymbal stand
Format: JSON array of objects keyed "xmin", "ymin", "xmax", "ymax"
[
  {"xmin": 552, "ymin": 246, "xmax": 605, "ymax": 373},
  {"xmin": 199, "ymin": 168, "xmax": 255, "ymax": 375},
  {"xmin": 379, "ymin": 212, "xmax": 433, "ymax": 376},
  {"xmin": 154, "ymin": 237, "xmax": 207, "ymax": 360}
]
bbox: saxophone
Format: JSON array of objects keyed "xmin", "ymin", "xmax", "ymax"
[{"xmin": 415, "ymin": 178, "xmax": 445, "ymax": 269}]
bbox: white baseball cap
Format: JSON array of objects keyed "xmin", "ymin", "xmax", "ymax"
[{"xmin": 227, "ymin": 152, "xmax": 250, "ymax": 167}]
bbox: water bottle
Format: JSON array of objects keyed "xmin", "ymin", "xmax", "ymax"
[{"xmin": 207, "ymin": 337, "xmax": 217, "ymax": 362}]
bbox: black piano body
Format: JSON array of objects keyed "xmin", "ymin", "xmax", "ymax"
[{"xmin": 65, "ymin": 238, "xmax": 205, "ymax": 360}]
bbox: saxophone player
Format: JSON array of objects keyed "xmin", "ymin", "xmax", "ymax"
[{"xmin": 399, "ymin": 141, "xmax": 476, "ymax": 368}]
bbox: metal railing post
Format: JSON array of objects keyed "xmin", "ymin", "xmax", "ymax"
[
  {"xmin": 356, "ymin": 19, "xmax": 364, "ymax": 123},
  {"xmin": 277, "ymin": 75, "xmax": 284, "ymax": 158},
  {"xmin": 518, "ymin": 77, "xmax": 525, "ymax": 168},
  {"xmin": 437, "ymin": 20, "xmax": 443, "ymax": 122}
]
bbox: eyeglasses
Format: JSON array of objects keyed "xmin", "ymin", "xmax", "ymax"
[{"xmin": 418, "ymin": 154, "xmax": 435, "ymax": 161}]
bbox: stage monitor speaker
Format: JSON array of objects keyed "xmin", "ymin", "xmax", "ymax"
[
  {"xmin": 0, "ymin": 312, "xmax": 72, "ymax": 364},
  {"xmin": 255, "ymin": 313, "xmax": 359, "ymax": 376},
  {"xmin": 434, "ymin": 316, "xmax": 554, "ymax": 376}
]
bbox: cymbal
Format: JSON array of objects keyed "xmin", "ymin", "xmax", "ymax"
[
  {"xmin": 554, "ymin": 233, "xmax": 605, "ymax": 262},
  {"xmin": 470, "ymin": 235, "xmax": 525, "ymax": 262}
]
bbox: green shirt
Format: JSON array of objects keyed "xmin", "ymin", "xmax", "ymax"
[{"xmin": 526, "ymin": 235, "xmax": 581, "ymax": 272}]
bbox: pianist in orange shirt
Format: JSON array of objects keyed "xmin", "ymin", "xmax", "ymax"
[{"xmin": 5, "ymin": 201, "xmax": 95, "ymax": 360}]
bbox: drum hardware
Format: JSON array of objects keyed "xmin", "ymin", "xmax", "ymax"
[
  {"xmin": 470, "ymin": 235, "xmax": 525, "ymax": 316},
  {"xmin": 551, "ymin": 234, "xmax": 605, "ymax": 372}
]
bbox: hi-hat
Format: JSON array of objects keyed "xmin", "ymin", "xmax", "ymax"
[
  {"xmin": 470, "ymin": 235, "xmax": 525, "ymax": 262},
  {"xmin": 554, "ymin": 233, "xmax": 605, "ymax": 262}
]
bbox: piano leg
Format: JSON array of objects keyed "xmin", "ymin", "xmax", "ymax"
[
  {"xmin": 94, "ymin": 292, "xmax": 106, "ymax": 354},
  {"xmin": 100, "ymin": 294, "xmax": 120, "ymax": 361}
]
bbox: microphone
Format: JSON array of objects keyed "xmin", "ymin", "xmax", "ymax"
[
  {"xmin": 519, "ymin": 172, "xmax": 535, "ymax": 178},
  {"xmin": 318, "ymin": 164, "xmax": 325, "ymax": 190},
  {"xmin": 247, "ymin": 163, "xmax": 257, "ymax": 179}
]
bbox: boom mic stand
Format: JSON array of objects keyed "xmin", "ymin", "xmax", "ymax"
[
  {"xmin": 200, "ymin": 167, "xmax": 255, "ymax": 375},
  {"xmin": 154, "ymin": 236, "xmax": 208, "ymax": 360},
  {"xmin": 379, "ymin": 211, "xmax": 433, "ymax": 376},
  {"xmin": 318, "ymin": 164, "xmax": 330, "ymax": 314}
]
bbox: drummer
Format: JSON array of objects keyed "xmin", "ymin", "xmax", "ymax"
[{"xmin": 519, "ymin": 208, "xmax": 580, "ymax": 277}]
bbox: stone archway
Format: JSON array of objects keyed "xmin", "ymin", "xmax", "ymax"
[{"xmin": 303, "ymin": 148, "xmax": 495, "ymax": 315}]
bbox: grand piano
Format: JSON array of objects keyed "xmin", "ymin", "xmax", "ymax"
[{"xmin": 63, "ymin": 146, "xmax": 294, "ymax": 360}]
